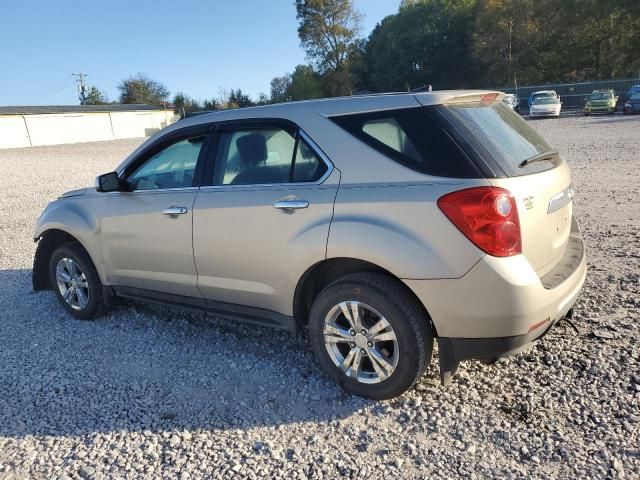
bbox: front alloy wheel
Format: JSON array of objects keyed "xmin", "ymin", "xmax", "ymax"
[
  {"xmin": 49, "ymin": 242, "xmax": 106, "ymax": 320},
  {"xmin": 55, "ymin": 257, "xmax": 90, "ymax": 310}
]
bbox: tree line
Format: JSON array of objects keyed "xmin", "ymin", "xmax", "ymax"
[{"xmin": 85, "ymin": 0, "xmax": 640, "ymax": 112}]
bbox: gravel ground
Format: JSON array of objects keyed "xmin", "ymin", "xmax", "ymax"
[{"xmin": 0, "ymin": 115, "xmax": 638, "ymax": 480}]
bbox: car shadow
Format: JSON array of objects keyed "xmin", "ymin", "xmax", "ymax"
[{"xmin": 0, "ymin": 269, "xmax": 371, "ymax": 439}]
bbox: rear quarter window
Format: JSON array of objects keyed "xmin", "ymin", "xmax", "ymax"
[
  {"xmin": 437, "ymin": 101, "xmax": 557, "ymax": 176},
  {"xmin": 329, "ymin": 107, "xmax": 483, "ymax": 178}
]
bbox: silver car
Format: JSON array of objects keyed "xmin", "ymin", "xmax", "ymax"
[{"xmin": 33, "ymin": 91, "xmax": 586, "ymax": 399}]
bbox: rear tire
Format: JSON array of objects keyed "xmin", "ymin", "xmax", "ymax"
[
  {"xmin": 49, "ymin": 242, "xmax": 106, "ymax": 320},
  {"xmin": 308, "ymin": 272, "xmax": 433, "ymax": 400}
]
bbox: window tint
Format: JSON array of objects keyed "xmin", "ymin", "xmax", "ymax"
[
  {"xmin": 293, "ymin": 138, "xmax": 328, "ymax": 182},
  {"xmin": 330, "ymin": 107, "xmax": 482, "ymax": 178},
  {"xmin": 127, "ymin": 136, "xmax": 205, "ymax": 190},
  {"xmin": 438, "ymin": 101, "xmax": 555, "ymax": 176},
  {"xmin": 213, "ymin": 127, "xmax": 327, "ymax": 185}
]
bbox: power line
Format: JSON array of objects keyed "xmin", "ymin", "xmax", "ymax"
[{"xmin": 10, "ymin": 76, "xmax": 75, "ymax": 106}]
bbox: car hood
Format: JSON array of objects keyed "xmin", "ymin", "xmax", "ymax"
[{"xmin": 60, "ymin": 187, "xmax": 88, "ymax": 198}]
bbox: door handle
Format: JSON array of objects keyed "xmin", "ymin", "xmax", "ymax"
[
  {"xmin": 273, "ymin": 200, "xmax": 309, "ymax": 210},
  {"xmin": 162, "ymin": 206, "xmax": 188, "ymax": 216}
]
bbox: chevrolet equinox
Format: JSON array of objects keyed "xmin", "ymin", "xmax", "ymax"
[{"xmin": 33, "ymin": 91, "xmax": 586, "ymax": 399}]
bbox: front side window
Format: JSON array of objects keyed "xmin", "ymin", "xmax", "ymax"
[
  {"xmin": 213, "ymin": 127, "xmax": 327, "ymax": 185},
  {"xmin": 127, "ymin": 135, "xmax": 205, "ymax": 190}
]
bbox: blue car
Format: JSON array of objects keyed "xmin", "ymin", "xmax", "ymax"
[{"xmin": 627, "ymin": 85, "xmax": 640, "ymax": 99}]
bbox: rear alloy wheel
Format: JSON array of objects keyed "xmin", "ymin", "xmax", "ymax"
[
  {"xmin": 49, "ymin": 242, "xmax": 106, "ymax": 320},
  {"xmin": 309, "ymin": 272, "xmax": 432, "ymax": 399},
  {"xmin": 323, "ymin": 300, "xmax": 399, "ymax": 384}
]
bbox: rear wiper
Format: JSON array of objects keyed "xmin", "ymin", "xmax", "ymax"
[{"xmin": 518, "ymin": 150, "xmax": 559, "ymax": 168}]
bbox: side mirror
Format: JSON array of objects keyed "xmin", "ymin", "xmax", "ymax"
[{"xmin": 96, "ymin": 172, "xmax": 121, "ymax": 192}]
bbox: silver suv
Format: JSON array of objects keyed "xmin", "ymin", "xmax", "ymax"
[{"xmin": 33, "ymin": 91, "xmax": 586, "ymax": 399}]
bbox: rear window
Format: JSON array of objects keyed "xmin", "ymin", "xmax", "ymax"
[
  {"xmin": 437, "ymin": 101, "xmax": 556, "ymax": 176},
  {"xmin": 329, "ymin": 107, "xmax": 483, "ymax": 178}
]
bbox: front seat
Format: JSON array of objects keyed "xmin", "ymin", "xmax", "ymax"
[{"xmin": 231, "ymin": 133, "xmax": 269, "ymax": 185}]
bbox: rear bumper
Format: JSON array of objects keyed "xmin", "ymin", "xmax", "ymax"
[
  {"xmin": 404, "ymin": 216, "xmax": 586, "ymax": 336},
  {"xmin": 438, "ymin": 306, "xmax": 574, "ymax": 367},
  {"xmin": 530, "ymin": 110, "xmax": 560, "ymax": 117},
  {"xmin": 585, "ymin": 106, "xmax": 615, "ymax": 114},
  {"xmin": 404, "ymin": 217, "xmax": 586, "ymax": 383}
]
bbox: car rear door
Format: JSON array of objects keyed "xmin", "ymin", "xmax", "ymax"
[{"xmin": 192, "ymin": 121, "xmax": 339, "ymax": 316}]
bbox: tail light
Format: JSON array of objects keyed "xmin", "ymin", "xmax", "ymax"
[{"xmin": 437, "ymin": 187, "xmax": 521, "ymax": 257}]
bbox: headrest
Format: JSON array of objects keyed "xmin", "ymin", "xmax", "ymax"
[{"xmin": 236, "ymin": 133, "xmax": 267, "ymax": 165}]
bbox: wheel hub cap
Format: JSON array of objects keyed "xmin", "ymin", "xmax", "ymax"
[
  {"xmin": 55, "ymin": 257, "xmax": 89, "ymax": 311},
  {"xmin": 323, "ymin": 300, "xmax": 399, "ymax": 384},
  {"xmin": 354, "ymin": 334, "xmax": 367, "ymax": 349}
]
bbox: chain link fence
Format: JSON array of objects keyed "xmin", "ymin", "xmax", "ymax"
[{"xmin": 496, "ymin": 77, "xmax": 640, "ymax": 111}]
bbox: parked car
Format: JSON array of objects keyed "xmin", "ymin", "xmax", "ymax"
[
  {"xmin": 627, "ymin": 85, "xmax": 640, "ymax": 99},
  {"xmin": 33, "ymin": 91, "xmax": 586, "ymax": 399},
  {"xmin": 530, "ymin": 95, "xmax": 562, "ymax": 117},
  {"xmin": 528, "ymin": 90, "xmax": 559, "ymax": 108},
  {"xmin": 623, "ymin": 92, "xmax": 640, "ymax": 115},
  {"xmin": 584, "ymin": 89, "xmax": 618, "ymax": 115},
  {"xmin": 502, "ymin": 93, "xmax": 520, "ymax": 113}
]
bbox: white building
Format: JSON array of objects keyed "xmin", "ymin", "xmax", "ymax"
[{"xmin": 0, "ymin": 104, "xmax": 178, "ymax": 149}]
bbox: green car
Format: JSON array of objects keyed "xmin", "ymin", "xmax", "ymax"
[{"xmin": 584, "ymin": 90, "xmax": 618, "ymax": 115}]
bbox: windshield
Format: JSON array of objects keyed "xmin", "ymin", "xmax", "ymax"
[
  {"xmin": 590, "ymin": 92, "xmax": 613, "ymax": 100},
  {"xmin": 630, "ymin": 93, "xmax": 640, "ymax": 100},
  {"xmin": 534, "ymin": 97, "xmax": 558, "ymax": 105},
  {"xmin": 438, "ymin": 101, "xmax": 555, "ymax": 176}
]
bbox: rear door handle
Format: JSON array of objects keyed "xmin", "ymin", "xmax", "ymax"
[
  {"xmin": 163, "ymin": 206, "xmax": 188, "ymax": 216},
  {"xmin": 273, "ymin": 200, "xmax": 309, "ymax": 210}
]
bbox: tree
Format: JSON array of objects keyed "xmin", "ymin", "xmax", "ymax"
[
  {"xmin": 256, "ymin": 93, "xmax": 271, "ymax": 105},
  {"xmin": 363, "ymin": 0, "xmax": 477, "ymax": 91},
  {"xmin": 173, "ymin": 92, "xmax": 201, "ymax": 117},
  {"xmin": 270, "ymin": 75, "xmax": 292, "ymax": 103},
  {"xmin": 295, "ymin": 0, "xmax": 362, "ymax": 95},
  {"xmin": 202, "ymin": 98, "xmax": 220, "ymax": 111},
  {"xmin": 227, "ymin": 89, "xmax": 254, "ymax": 108},
  {"xmin": 118, "ymin": 74, "xmax": 169, "ymax": 105},
  {"xmin": 84, "ymin": 86, "xmax": 109, "ymax": 105},
  {"xmin": 288, "ymin": 65, "xmax": 324, "ymax": 100}
]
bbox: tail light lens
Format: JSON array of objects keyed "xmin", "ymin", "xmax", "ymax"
[{"xmin": 437, "ymin": 187, "xmax": 522, "ymax": 257}]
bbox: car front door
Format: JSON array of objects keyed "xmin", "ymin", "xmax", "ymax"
[
  {"xmin": 192, "ymin": 121, "xmax": 339, "ymax": 317},
  {"xmin": 100, "ymin": 126, "xmax": 212, "ymax": 298}
]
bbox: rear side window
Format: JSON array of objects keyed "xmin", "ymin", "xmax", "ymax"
[
  {"xmin": 213, "ymin": 127, "xmax": 327, "ymax": 186},
  {"xmin": 329, "ymin": 108, "xmax": 482, "ymax": 178}
]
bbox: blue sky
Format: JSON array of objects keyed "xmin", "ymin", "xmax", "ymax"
[{"xmin": 0, "ymin": 0, "xmax": 399, "ymax": 106}]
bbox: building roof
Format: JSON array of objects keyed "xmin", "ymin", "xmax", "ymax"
[{"xmin": 0, "ymin": 104, "xmax": 169, "ymax": 115}]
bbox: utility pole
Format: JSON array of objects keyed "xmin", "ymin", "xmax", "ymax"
[{"xmin": 72, "ymin": 73, "xmax": 88, "ymax": 105}]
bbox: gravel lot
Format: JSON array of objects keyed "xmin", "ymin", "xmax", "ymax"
[{"xmin": 0, "ymin": 115, "xmax": 638, "ymax": 479}]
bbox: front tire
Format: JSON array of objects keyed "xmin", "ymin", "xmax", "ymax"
[
  {"xmin": 49, "ymin": 242, "xmax": 106, "ymax": 320},
  {"xmin": 308, "ymin": 272, "xmax": 433, "ymax": 400}
]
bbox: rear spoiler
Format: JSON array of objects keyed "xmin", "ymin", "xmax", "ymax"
[{"xmin": 414, "ymin": 90, "xmax": 505, "ymax": 107}]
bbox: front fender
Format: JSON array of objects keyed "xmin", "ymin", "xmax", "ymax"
[{"xmin": 34, "ymin": 199, "xmax": 105, "ymax": 284}]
